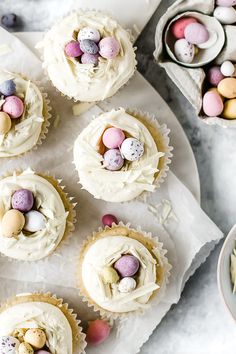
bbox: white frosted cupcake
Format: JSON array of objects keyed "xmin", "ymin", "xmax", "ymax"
[
  {"xmin": 73, "ymin": 108, "xmax": 172, "ymax": 202},
  {"xmin": 37, "ymin": 10, "xmax": 136, "ymax": 102},
  {"xmin": 0, "ymin": 70, "xmax": 50, "ymax": 158},
  {"xmin": 0, "ymin": 169, "xmax": 75, "ymax": 261}
]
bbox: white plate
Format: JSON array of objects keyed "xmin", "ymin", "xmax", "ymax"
[{"xmin": 15, "ymin": 31, "xmax": 201, "ymax": 202}]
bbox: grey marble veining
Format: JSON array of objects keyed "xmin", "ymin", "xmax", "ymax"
[{"xmin": 0, "ymin": 0, "xmax": 236, "ymax": 353}]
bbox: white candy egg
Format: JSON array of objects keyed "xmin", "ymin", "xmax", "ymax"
[
  {"xmin": 118, "ymin": 277, "xmax": 137, "ymax": 293},
  {"xmin": 174, "ymin": 39, "xmax": 195, "ymax": 64},
  {"xmin": 24, "ymin": 210, "xmax": 46, "ymax": 232},
  {"xmin": 0, "ymin": 336, "xmax": 20, "ymax": 354},
  {"xmin": 214, "ymin": 6, "xmax": 236, "ymax": 24},
  {"xmin": 220, "ymin": 61, "xmax": 235, "ymax": 76},
  {"xmin": 120, "ymin": 138, "xmax": 144, "ymax": 162},
  {"xmin": 78, "ymin": 27, "xmax": 100, "ymax": 43}
]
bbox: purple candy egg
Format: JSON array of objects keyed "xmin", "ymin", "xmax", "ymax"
[
  {"xmin": 184, "ymin": 22, "xmax": 209, "ymax": 45},
  {"xmin": 216, "ymin": 0, "xmax": 236, "ymax": 5},
  {"xmin": 80, "ymin": 39, "xmax": 99, "ymax": 55},
  {"xmin": 103, "ymin": 149, "xmax": 124, "ymax": 171},
  {"xmin": 12, "ymin": 189, "xmax": 34, "ymax": 212},
  {"xmin": 207, "ymin": 66, "xmax": 225, "ymax": 86},
  {"xmin": 65, "ymin": 41, "xmax": 83, "ymax": 57},
  {"xmin": 0, "ymin": 79, "xmax": 16, "ymax": 96},
  {"xmin": 114, "ymin": 255, "xmax": 140, "ymax": 278},
  {"xmin": 102, "ymin": 214, "xmax": 118, "ymax": 227},
  {"xmin": 99, "ymin": 37, "xmax": 120, "ymax": 59},
  {"xmin": 81, "ymin": 53, "xmax": 99, "ymax": 65}
]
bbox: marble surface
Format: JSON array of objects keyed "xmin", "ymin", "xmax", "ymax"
[{"xmin": 0, "ymin": 0, "xmax": 236, "ymax": 353}]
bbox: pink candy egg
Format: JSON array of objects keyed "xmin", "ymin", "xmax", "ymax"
[
  {"xmin": 65, "ymin": 41, "xmax": 83, "ymax": 57},
  {"xmin": 216, "ymin": 0, "xmax": 236, "ymax": 6},
  {"xmin": 99, "ymin": 37, "xmax": 120, "ymax": 59},
  {"xmin": 102, "ymin": 127, "xmax": 125, "ymax": 149},
  {"xmin": 2, "ymin": 96, "xmax": 24, "ymax": 118},
  {"xmin": 203, "ymin": 91, "xmax": 224, "ymax": 117},
  {"xmin": 184, "ymin": 22, "xmax": 209, "ymax": 45},
  {"xmin": 207, "ymin": 66, "xmax": 225, "ymax": 86},
  {"xmin": 86, "ymin": 319, "xmax": 111, "ymax": 345},
  {"xmin": 102, "ymin": 214, "xmax": 118, "ymax": 227},
  {"xmin": 171, "ymin": 17, "xmax": 198, "ymax": 39},
  {"xmin": 81, "ymin": 53, "xmax": 99, "ymax": 65}
]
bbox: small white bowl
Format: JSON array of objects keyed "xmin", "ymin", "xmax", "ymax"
[{"xmin": 217, "ymin": 224, "xmax": 236, "ymax": 321}]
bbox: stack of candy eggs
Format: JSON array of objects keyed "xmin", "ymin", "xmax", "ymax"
[
  {"xmin": 0, "ymin": 79, "xmax": 25, "ymax": 135},
  {"xmin": 64, "ymin": 26, "xmax": 120, "ymax": 66},
  {"xmin": 214, "ymin": 0, "xmax": 236, "ymax": 25},
  {"xmin": 203, "ymin": 60, "xmax": 236, "ymax": 119},
  {"xmin": 101, "ymin": 127, "xmax": 144, "ymax": 171},
  {"xmin": 1, "ymin": 189, "xmax": 46, "ymax": 238}
]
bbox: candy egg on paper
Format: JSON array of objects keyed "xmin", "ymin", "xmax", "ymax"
[
  {"xmin": 1, "ymin": 209, "xmax": 25, "ymax": 238},
  {"xmin": 0, "ymin": 112, "xmax": 11, "ymax": 134},
  {"xmin": 0, "ymin": 336, "xmax": 20, "ymax": 354},
  {"xmin": 202, "ymin": 91, "xmax": 224, "ymax": 117},
  {"xmin": 184, "ymin": 23, "xmax": 209, "ymax": 45},
  {"xmin": 120, "ymin": 138, "xmax": 144, "ymax": 162},
  {"xmin": 214, "ymin": 6, "xmax": 236, "ymax": 24},
  {"xmin": 220, "ymin": 61, "xmax": 235, "ymax": 77},
  {"xmin": 24, "ymin": 329, "xmax": 46, "ymax": 349},
  {"xmin": 102, "ymin": 214, "xmax": 118, "ymax": 227},
  {"xmin": 78, "ymin": 27, "xmax": 100, "ymax": 43},
  {"xmin": 171, "ymin": 17, "xmax": 198, "ymax": 39},
  {"xmin": 86, "ymin": 319, "xmax": 111, "ymax": 346},
  {"xmin": 19, "ymin": 342, "xmax": 34, "ymax": 354},
  {"xmin": 118, "ymin": 277, "xmax": 137, "ymax": 293},
  {"xmin": 174, "ymin": 39, "xmax": 195, "ymax": 64},
  {"xmin": 24, "ymin": 210, "xmax": 46, "ymax": 232}
]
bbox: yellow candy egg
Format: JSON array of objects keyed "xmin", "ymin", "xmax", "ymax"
[
  {"xmin": 1, "ymin": 209, "xmax": 25, "ymax": 238},
  {"xmin": 19, "ymin": 342, "xmax": 34, "ymax": 354},
  {"xmin": 24, "ymin": 328, "xmax": 46, "ymax": 349},
  {"xmin": 0, "ymin": 112, "xmax": 11, "ymax": 134},
  {"xmin": 223, "ymin": 99, "xmax": 236, "ymax": 119},
  {"xmin": 218, "ymin": 78, "xmax": 236, "ymax": 98},
  {"xmin": 101, "ymin": 266, "xmax": 119, "ymax": 284}
]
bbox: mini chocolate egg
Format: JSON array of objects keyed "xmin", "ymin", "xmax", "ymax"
[
  {"xmin": 171, "ymin": 17, "xmax": 198, "ymax": 39},
  {"xmin": 24, "ymin": 329, "xmax": 46, "ymax": 349},
  {"xmin": 86, "ymin": 319, "xmax": 111, "ymax": 346},
  {"xmin": 0, "ymin": 336, "xmax": 20, "ymax": 354},
  {"xmin": 81, "ymin": 53, "xmax": 99, "ymax": 65},
  {"xmin": 0, "ymin": 79, "xmax": 16, "ymax": 96},
  {"xmin": 0, "ymin": 112, "xmax": 11, "ymax": 134},
  {"xmin": 99, "ymin": 37, "xmax": 120, "ymax": 59},
  {"xmin": 207, "ymin": 66, "xmax": 225, "ymax": 86},
  {"xmin": 202, "ymin": 91, "xmax": 224, "ymax": 117},
  {"xmin": 218, "ymin": 78, "xmax": 236, "ymax": 98},
  {"xmin": 1, "ymin": 209, "xmax": 25, "ymax": 238},
  {"xmin": 101, "ymin": 266, "xmax": 119, "ymax": 284},
  {"xmin": 120, "ymin": 138, "xmax": 144, "ymax": 162},
  {"xmin": 78, "ymin": 27, "xmax": 101, "ymax": 43},
  {"xmin": 174, "ymin": 39, "xmax": 195, "ymax": 64},
  {"xmin": 102, "ymin": 127, "xmax": 125, "ymax": 149},
  {"xmin": 102, "ymin": 214, "xmax": 118, "ymax": 227},
  {"xmin": 184, "ymin": 22, "xmax": 209, "ymax": 45},
  {"xmin": 216, "ymin": 0, "xmax": 236, "ymax": 5},
  {"xmin": 65, "ymin": 40, "xmax": 83, "ymax": 57},
  {"xmin": 220, "ymin": 60, "xmax": 235, "ymax": 77},
  {"xmin": 80, "ymin": 39, "xmax": 98, "ymax": 55},
  {"xmin": 2, "ymin": 96, "xmax": 24, "ymax": 119},
  {"xmin": 19, "ymin": 342, "xmax": 34, "ymax": 354},
  {"xmin": 222, "ymin": 99, "xmax": 236, "ymax": 119},
  {"xmin": 118, "ymin": 277, "xmax": 137, "ymax": 293},
  {"xmin": 114, "ymin": 255, "xmax": 140, "ymax": 278},
  {"xmin": 12, "ymin": 189, "xmax": 34, "ymax": 212},
  {"xmin": 214, "ymin": 6, "xmax": 236, "ymax": 24},
  {"xmin": 24, "ymin": 211, "xmax": 46, "ymax": 232},
  {"xmin": 103, "ymin": 149, "xmax": 124, "ymax": 171}
]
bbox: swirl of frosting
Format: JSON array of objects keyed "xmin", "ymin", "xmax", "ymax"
[
  {"xmin": 0, "ymin": 169, "xmax": 68, "ymax": 261},
  {"xmin": 0, "ymin": 71, "xmax": 45, "ymax": 157},
  {"xmin": 73, "ymin": 108, "xmax": 164, "ymax": 202},
  {"xmin": 38, "ymin": 11, "xmax": 136, "ymax": 102}
]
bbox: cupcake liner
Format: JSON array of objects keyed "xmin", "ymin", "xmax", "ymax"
[
  {"xmin": 77, "ymin": 221, "xmax": 171, "ymax": 319},
  {"xmin": 0, "ymin": 292, "xmax": 87, "ymax": 354},
  {"xmin": 0, "ymin": 168, "xmax": 77, "ymax": 262}
]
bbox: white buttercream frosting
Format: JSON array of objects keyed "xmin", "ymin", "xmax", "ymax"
[
  {"xmin": 0, "ymin": 71, "xmax": 45, "ymax": 157},
  {"xmin": 37, "ymin": 11, "xmax": 136, "ymax": 102},
  {"xmin": 0, "ymin": 301, "xmax": 73, "ymax": 354},
  {"xmin": 0, "ymin": 169, "xmax": 68, "ymax": 261},
  {"xmin": 81, "ymin": 235, "xmax": 160, "ymax": 313},
  {"xmin": 73, "ymin": 108, "xmax": 164, "ymax": 202}
]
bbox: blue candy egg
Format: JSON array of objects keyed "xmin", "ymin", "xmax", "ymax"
[
  {"xmin": 0, "ymin": 80, "xmax": 16, "ymax": 96},
  {"xmin": 80, "ymin": 39, "xmax": 99, "ymax": 55}
]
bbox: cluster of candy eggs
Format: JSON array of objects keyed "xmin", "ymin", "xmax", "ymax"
[
  {"xmin": 0, "ymin": 79, "xmax": 25, "ymax": 135},
  {"xmin": 214, "ymin": 0, "xmax": 236, "ymax": 25},
  {"xmin": 203, "ymin": 60, "xmax": 236, "ymax": 119},
  {"xmin": 1, "ymin": 189, "xmax": 46, "ymax": 238},
  {"xmin": 64, "ymin": 26, "xmax": 120, "ymax": 66},
  {"xmin": 101, "ymin": 127, "xmax": 144, "ymax": 171}
]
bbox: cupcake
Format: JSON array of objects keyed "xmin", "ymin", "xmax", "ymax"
[
  {"xmin": 77, "ymin": 222, "xmax": 171, "ymax": 317},
  {"xmin": 0, "ymin": 169, "xmax": 75, "ymax": 261},
  {"xmin": 37, "ymin": 10, "xmax": 136, "ymax": 102},
  {"xmin": 0, "ymin": 293, "xmax": 86, "ymax": 354},
  {"xmin": 0, "ymin": 70, "xmax": 50, "ymax": 158},
  {"xmin": 73, "ymin": 108, "xmax": 172, "ymax": 202}
]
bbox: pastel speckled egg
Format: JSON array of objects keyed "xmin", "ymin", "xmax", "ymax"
[
  {"xmin": 80, "ymin": 39, "xmax": 98, "ymax": 55},
  {"xmin": 65, "ymin": 41, "xmax": 83, "ymax": 57},
  {"xmin": 103, "ymin": 149, "xmax": 124, "ymax": 171},
  {"xmin": 1, "ymin": 209, "xmax": 25, "ymax": 238},
  {"xmin": 78, "ymin": 27, "xmax": 100, "ymax": 43},
  {"xmin": 24, "ymin": 329, "xmax": 46, "ymax": 349},
  {"xmin": 174, "ymin": 39, "xmax": 195, "ymax": 64},
  {"xmin": 120, "ymin": 138, "xmax": 144, "ymax": 162},
  {"xmin": 102, "ymin": 127, "xmax": 125, "ymax": 148},
  {"xmin": 171, "ymin": 17, "xmax": 198, "ymax": 39},
  {"xmin": 184, "ymin": 22, "xmax": 209, "ymax": 45},
  {"xmin": 223, "ymin": 99, "xmax": 236, "ymax": 119},
  {"xmin": 19, "ymin": 342, "xmax": 34, "ymax": 354},
  {"xmin": 214, "ymin": 6, "xmax": 236, "ymax": 24},
  {"xmin": 0, "ymin": 336, "xmax": 20, "ymax": 354},
  {"xmin": 218, "ymin": 78, "xmax": 236, "ymax": 98},
  {"xmin": 12, "ymin": 189, "xmax": 34, "ymax": 212},
  {"xmin": 118, "ymin": 277, "xmax": 137, "ymax": 293},
  {"xmin": 0, "ymin": 112, "xmax": 11, "ymax": 134},
  {"xmin": 24, "ymin": 210, "xmax": 46, "ymax": 232},
  {"xmin": 86, "ymin": 319, "xmax": 111, "ymax": 346},
  {"xmin": 2, "ymin": 95, "xmax": 24, "ymax": 118},
  {"xmin": 220, "ymin": 60, "xmax": 235, "ymax": 77},
  {"xmin": 114, "ymin": 255, "xmax": 140, "ymax": 277},
  {"xmin": 216, "ymin": 0, "xmax": 236, "ymax": 5},
  {"xmin": 101, "ymin": 266, "xmax": 119, "ymax": 284},
  {"xmin": 207, "ymin": 66, "xmax": 225, "ymax": 86},
  {"xmin": 81, "ymin": 53, "xmax": 99, "ymax": 65},
  {"xmin": 202, "ymin": 91, "xmax": 224, "ymax": 116},
  {"xmin": 99, "ymin": 37, "xmax": 120, "ymax": 59},
  {"xmin": 0, "ymin": 79, "xmax": 16, "ymax": 96},
  {"xmin": 102, "ymin": 214, "xmax": 118, "ymax": 227}
]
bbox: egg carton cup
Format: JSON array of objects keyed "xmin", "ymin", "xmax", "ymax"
[
  {"xmin": 0, "ymin": 169, "xmax": 77, "ymax": 263},
  {"xmin": 0, "ymin": 292, "xmax": 87, "ymax": 354},
  {"xmin": 76, "ymin": 221, "xmax": 172, "ymax": 320},
  {"xmin": 154, "ymin": 0, "xmax": 236, "ymax": 128}
]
